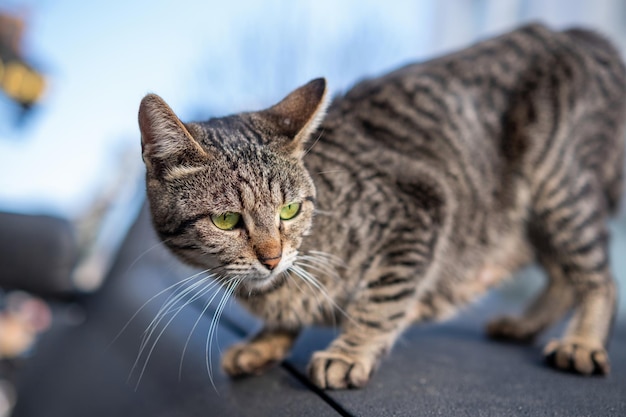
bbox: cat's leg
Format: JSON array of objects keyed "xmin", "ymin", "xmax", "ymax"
[
  {"xmin": 307, "ymin": 273, "xmax": 416, "ymax": 389},
  {"xmin": 528, "ymin": 171, "xmax": 617, "ymax": 375},
  {"xmin": 486, "ymin": 257, "xmax": 575, "ymax": 343},
  {"xmin": 542, "ymin": 264, "xmax": 616, "ymax": 375},
  {"xmin": 222, "ymin": 328, "xmax": 299, "ymax": 376}
]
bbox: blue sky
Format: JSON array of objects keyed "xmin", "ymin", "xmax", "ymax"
[
  {"xmin": 0, "ymin": 0, "xmax": 439, "ymax": 217},
  {"xmin": 0, "ymin": 1, "xmax": 241, "ymax": 216},
  {"xmin": 0, "ymin": 0, "xmax": 624, "ymax": 218}
]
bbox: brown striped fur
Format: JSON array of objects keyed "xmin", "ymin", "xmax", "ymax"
[{"xmin": 138, "ymin": 23, "xmax": 626, "ymax": 389}]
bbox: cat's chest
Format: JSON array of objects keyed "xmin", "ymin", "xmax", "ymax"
[{"xmin": 241, "ymin": 274, "xmax": 347, "ymax": 328}]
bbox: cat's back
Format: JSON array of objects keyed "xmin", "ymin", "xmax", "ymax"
[
  {"xmin": 310, "ymin": 23, "xmax": 626, "ymax": 267},
  {"xmin": 319, "ymin": 23, "xmax": 625, "ymax": 198},
  {"xmin": 327, "ymin": 24, "xmax": 626, "ymax": 152}
]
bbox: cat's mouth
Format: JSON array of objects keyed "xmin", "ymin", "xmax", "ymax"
[
  {"xmin": 236, "ymin": 272, "xmax": 288, "ymax": 297},
  {"xmin": 235, "ymin": 257, "xmax": 295, "ymax": 296}
]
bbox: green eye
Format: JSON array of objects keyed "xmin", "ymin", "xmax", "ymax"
[
  {"xmin": 211, "ymin": 212, "xmax": 241, "ymax": 230},
  {"xmin": 280, "ymin": 202, "xmax": 301, "ymax": 220}
]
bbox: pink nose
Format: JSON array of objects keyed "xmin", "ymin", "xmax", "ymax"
[
  {"xmin": 254, "ymin": 237, "xmax": 282, "ymax": 271},
  {"xmin": 259, "ymin": 254, "xmax": 281, "ymax": 270}
]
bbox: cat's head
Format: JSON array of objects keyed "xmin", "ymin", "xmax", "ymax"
[{"xmin": 138, "ymin": 79, "xmax": 328, "ymax": 294}]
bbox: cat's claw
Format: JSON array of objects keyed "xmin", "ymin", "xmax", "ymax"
[
  {"xmin": 543, "ymin": 338, "xmax": 610, "ymax": 375},
  {"xmin": 307, "ymin": 350, "xmax": 374, "ymax": 389}
]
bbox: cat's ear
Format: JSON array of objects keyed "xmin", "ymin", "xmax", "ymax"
[
  {"xmin": 260, "ymin": 78, "xmax": 328, "ymax": 157},
  {"xmin": 138, "ymin": 93, "xmax": 208, "ymax": 174}
]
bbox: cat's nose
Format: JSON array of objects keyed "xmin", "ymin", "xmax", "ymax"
[
  {"xmin": 254, "ymin": 236, "xmax": 282, "ymax": 271},
  {"xmin": 258, "ymin": 254, "xmax": 282, "ymax": 270}
]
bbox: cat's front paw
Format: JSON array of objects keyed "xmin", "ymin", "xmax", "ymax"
[
  {"xmin": 307, "ymin": 350, "xmax": 375, "ymax": 389},
  {"xmin": 222, "ymin": 342, "xmax": 279, "ymax": 377},
  {"xmin": 543, "ymin": 338, "xmax": 610, "ymax": 375}
]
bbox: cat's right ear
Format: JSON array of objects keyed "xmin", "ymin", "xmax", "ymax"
[
  {"xmin": 260, "ymin": 78, "xmax": 329, "ymax": 157},
  {"xmin": 138, "ymin": 93, "xmax": 208, "ymax": 175}
]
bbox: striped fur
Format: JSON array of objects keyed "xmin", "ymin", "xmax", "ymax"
[{"xmin": 139, "ymin": 23, "xmax": 626, "ymax": 389}]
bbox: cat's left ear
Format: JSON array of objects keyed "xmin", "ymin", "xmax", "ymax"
[
  {"xmin": 138, "ymin": 93, "xmax": 208, "ymax": 175},
  {"xmin": 260, "ymin": 78, "xmax": 329, "ymax": 157}
]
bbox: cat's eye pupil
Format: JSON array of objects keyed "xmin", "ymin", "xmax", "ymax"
[
  {"xmin": 211, "ymin": 212, "xmax": 241, "ymax": 230},
  {"xmin": 280, "ymin": 202, "xmax": 301, "ymax": 220}
]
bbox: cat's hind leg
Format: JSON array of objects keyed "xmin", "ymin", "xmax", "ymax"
[
  {"xmin": 486, "ymin": 257, "xmax": 575, "ymax": 343},
  {"xmin": 527, "ymin": 169, "xmax": 617, "ymax": 375}
]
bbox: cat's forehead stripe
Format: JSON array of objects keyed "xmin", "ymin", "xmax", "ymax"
[
  {"xmin": 200, "ymin": 116, "xmax": 263, "ymax": 147},
  {"xmin": 240, "ymin": 182, "xmax": 257, "ymax": 209},
  {"xmin": 238, "ymin": 176, "xmax": 285, "ymax": 211}
]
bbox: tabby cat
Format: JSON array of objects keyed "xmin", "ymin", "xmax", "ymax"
[{"xmin": 138, "ymin": 23, "xmax": 625, "ymax": 389}]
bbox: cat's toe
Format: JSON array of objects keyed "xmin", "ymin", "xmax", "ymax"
[
  {"xmin": 307, "ymin": 350, "xmax": 373, "ymax": 389},
  {"xmin": 486, "ymin": 316, "xmax": 537, "ymax": 343},
  {"xmin": 543, "ymin": 338, "xmax": 610, "ymax": 375},
  {"xmin": 222, "ymin": 342, "xmax": 278, "ymax": 377}
]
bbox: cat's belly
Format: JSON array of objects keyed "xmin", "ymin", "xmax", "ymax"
[
  {"xmin": 472, "ymin": 231, "xmax": 534, "ymax": 289},
  {"xmin": 412, "ymin": 229, "xmax": 534, "ymax": 322}
]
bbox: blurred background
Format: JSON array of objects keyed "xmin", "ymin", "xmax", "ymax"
[
  {"xmin": 0, "ymin": 0, "xmax": 625, "ymax": 416},
  {"xmin": 2, "ymin": 0, "xmax": 626, "ymax": 219}
]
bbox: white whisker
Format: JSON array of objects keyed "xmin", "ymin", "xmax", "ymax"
[
  {"xmin": 290, "ymin": 264, "xmax": 339, "ymax": 327},
  {"xmin": 284, "ymin": 273, "xmax": 306, "ymax": 324},
  {"xmin": 126, "ymin": 238, "xmax": 172, "ymax": 273},
  {"xmin": 206, "ymin": 277, "xmax": 240, "ymax": 391},
  {"xmin": 132, "ymin": 276, "xmax": 221, "ymax": 389},
  {"xmin": 303, "ymin": 127, "xmax": 325, "ymax": 157},
  {"xmin": 178, "ymin": 274, "xmax": 238, "ymax": 381},
  {"xmin": 291, "ymin": 262, "xmax": 357, "ymax": 328},
  {"xmin": 289, "ymin": 266, "xmax": 326, "ymax": 320},
  {"xmin": 316, "ymin": 169, "xmax": 347, "ymax": 175},
  {"xmin": 138, "ymin": 273, "xmax": 218, "ymax": 353},
  {"xmin": 297, "ymin": 257, "xmax": 340, "ymax": 280},
  {"xmin": 283, "ymin": 270, "xmax": 305, "ymax": 293},
  {"xmin": 109, "ymin": 269, "xmax": 210, "ymax": 350},
  {"xmin": 308, "ymin": 250, "xmax": 347, "ymax": 267}
]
